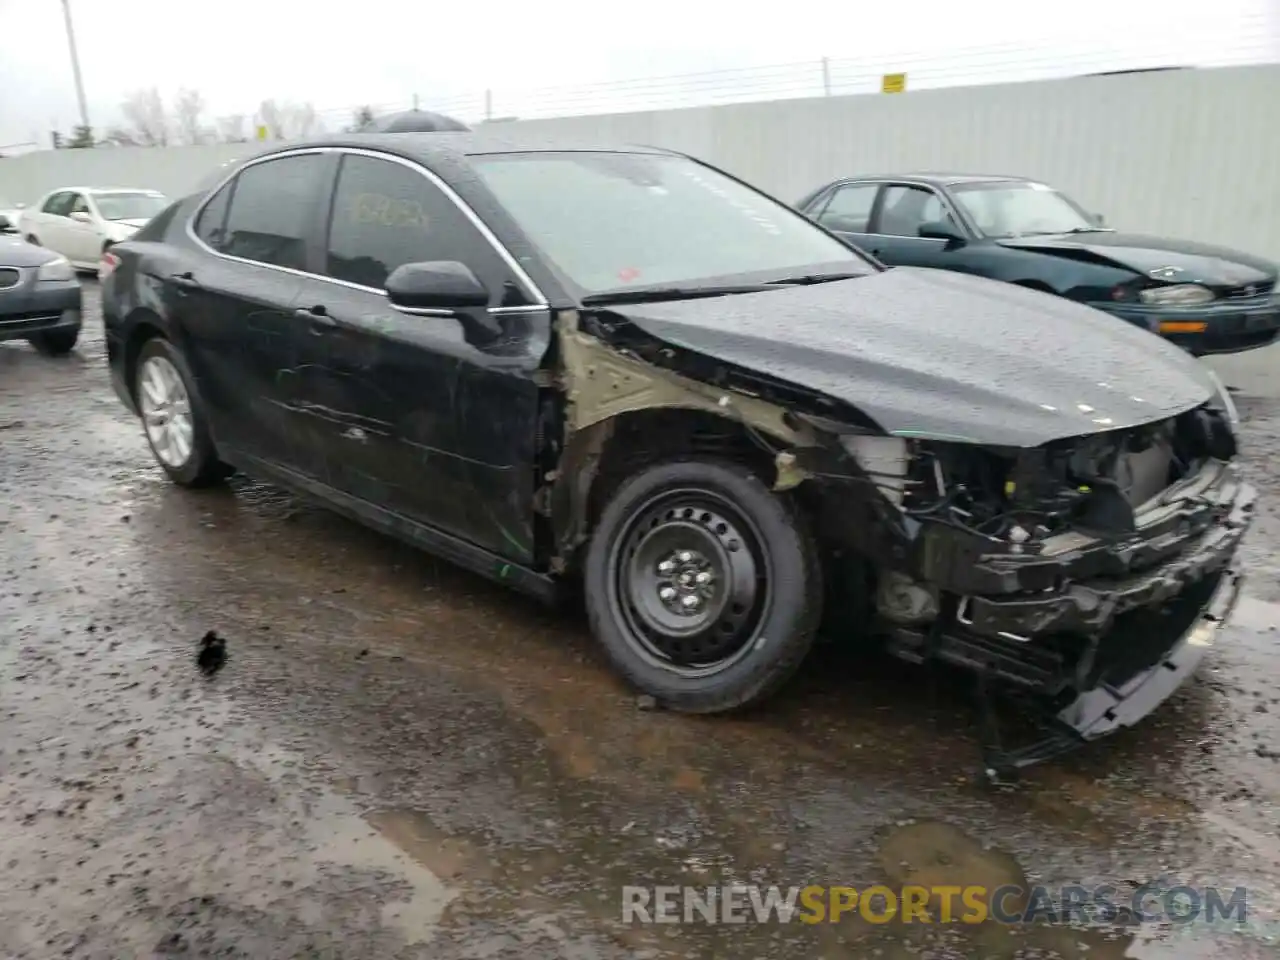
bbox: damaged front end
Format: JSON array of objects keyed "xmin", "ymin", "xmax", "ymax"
[{"xmin": 800, "ymin": 399, "xmax": 1255, "ymax": 774}]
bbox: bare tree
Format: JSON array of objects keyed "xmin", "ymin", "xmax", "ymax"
[
  {"xmin": 67, "ymin": 125, "xmax": 96, "ymax": 148},
  {"xmin": 256, "ymin": 99, "xmax": 323, "ymax": 140},
  {"xmin": 102, "ymin": 126, "xmax": 139, "ymax": 147},
  {"xmin": 346, "ymin": 105, "xmax": 376, "ymax": 132},
  {"xmin": 216, "ymin": 114, "xmax": 249, "ymax": 143},
  {"xmin": 173, "ymin": 88, "xmax": 207, "ymax": 145},
  {"xmin": 117, "ymin": 87, "xmax": 170, "ymax": 146},
  {"xmin": 257, "ymin": 98, "xmax": 284, "ymax": 139}
]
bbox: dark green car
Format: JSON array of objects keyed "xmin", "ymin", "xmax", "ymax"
[{"xmin": 796, "ymin": 174, "xmax": 1280, "ymax": 356}]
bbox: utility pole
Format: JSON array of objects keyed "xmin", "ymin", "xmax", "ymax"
[{"xmin": 60, "ymin": 0, "xmax": 91, "ymax": 132}]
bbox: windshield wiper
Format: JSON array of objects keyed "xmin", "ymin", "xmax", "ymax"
[
  {"xmin": 764, "ymin": 272, "xmax": 865, "ymax": 285},
  {"xmin": 1063, "ymin": 226, "xmax": 1115, "ymax": 234},
  {"xmin": 580, "ymin": 284, "xmax": 776, "ymax": 305}
]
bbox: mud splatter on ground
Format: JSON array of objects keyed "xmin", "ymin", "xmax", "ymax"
[{"xmin": 1, "ymin": 287, "xmax": 1278, "ymax": 958}]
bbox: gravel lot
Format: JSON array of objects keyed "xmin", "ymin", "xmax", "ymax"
[{"xmin": 1, "ymin": 284, "xmax": 1279, "ymax": 959}]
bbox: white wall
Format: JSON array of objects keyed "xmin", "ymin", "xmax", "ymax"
[{"xmin": 2, "ymin": 64, "xmax": 1278, "ymax": 262}]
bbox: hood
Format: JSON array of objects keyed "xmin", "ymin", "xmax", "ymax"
[
  {"xmin": 613, "ymin": 267, "xmax": 1216, "ymax": 447},
  {"xmin": 997, "ymin": 231, "xmax": 1276, "ymax": 286},
  {"xmin": 0, "ymin": 235, "xmax": 63, "ymax": 268}
]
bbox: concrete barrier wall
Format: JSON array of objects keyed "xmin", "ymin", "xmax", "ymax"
[{"xmin": 2, "ymin": 64, "xmax": 1278, "ymax": 262}]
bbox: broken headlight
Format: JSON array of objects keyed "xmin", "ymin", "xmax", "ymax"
[{"xmin": 1139, "ymin": 284, "xmax": 1215, "ymax": 306}]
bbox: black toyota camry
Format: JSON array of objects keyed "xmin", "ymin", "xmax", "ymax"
[{"xmin": 100, "ymin": 132, "xmax": 1253, "ymax": 773}]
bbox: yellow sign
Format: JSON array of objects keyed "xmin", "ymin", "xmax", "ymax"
[
  {"xmin": 882, "ymin": 72, "xmax": 906, "ymax": 94},
  {"xmin": 255, "ymin": 124, "xmax": 269, "ymax": 141}
]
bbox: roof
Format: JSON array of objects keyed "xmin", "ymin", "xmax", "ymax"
[
  {"xmin": 845, "ymin": 172, "xmax": 1032, "ymax": 187},
  {"xmin": 262, "ymin": 131, "xmax": 675, "ymax": 164},
  {"xmin": 42, "ymin": 186, "xmax": 165, "ymax": 195}
]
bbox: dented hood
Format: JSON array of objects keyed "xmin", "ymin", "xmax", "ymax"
[
  {"xmin": 614, "ymin": 267, "xmax": 1216, "ymax": 447},
  {"xmin": 996, "ymin": 231, "xmax": 1277, "ymax": 284}
]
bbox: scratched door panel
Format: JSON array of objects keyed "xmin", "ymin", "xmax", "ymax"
[
  {"xmin": 172, "ymin": 256, "xmax": 306, "ymax": 465},
  {"xmin": 289, "ymin": 278, "xmax": 474, "ymax": 536}
]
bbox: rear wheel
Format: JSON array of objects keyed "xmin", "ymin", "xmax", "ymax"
[
  {"xmin": 133, "ymin": 337, "xmax": 232, "ymax": 486},
  {"xmin": 28, "ymin": 328, "xmax": 79, "ymax": 356},
  {"xmin": 584, "ymin": 458, "xmax": 822, "ymax": 713}
]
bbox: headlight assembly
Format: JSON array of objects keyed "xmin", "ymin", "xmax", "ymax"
[
  {"xmin": 1139, "ymin": 284, "xmax": 1214, "ymax": 306},
  {"xmin": 36, "ymin": 257, "xmax": 75, "ymax": 282}
]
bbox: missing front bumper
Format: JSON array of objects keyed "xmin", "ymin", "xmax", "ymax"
[{"xmin": 882, "ymin": 471, "xmax": 1255, "ymax": 773}]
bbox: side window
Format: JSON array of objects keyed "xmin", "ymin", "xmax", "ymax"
[
  {"xmin": 69, "ymin": 194, "xmax": 90, "ymax": 216},
  {"xmin": 323, "ymin": 154, "xmax": 515, "ymax": 303},
  {"xmin": 193, "ymin": 181, "xmax": 235, "ymax": 250},
  {"xmin": 876, "ymin": 185, "xmax": 955, "ymax": 237},
  {"xmin": 816, "ymin": 184, "xmax": 878, "ymax": 233},
  {"xmin": 220, "ymin": 154, "xmax": 328, "ymax": 271},
  {"xmin": 43, "ymin": 192, "xmax": 71, "ymax": 216}
]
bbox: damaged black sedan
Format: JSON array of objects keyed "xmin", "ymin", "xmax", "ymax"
[{"xmin": 99, "ymin": 133, "xmax": 1253, "ymax": 768}]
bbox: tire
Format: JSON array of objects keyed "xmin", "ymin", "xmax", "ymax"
[
  {"xmin": 584, "ymin": 457, "xmax": 822, "ymax": 713},
  {"xmin": 28, "ymin": 328, "xmax": 79, "ymax": 356},
  {"xmin": 132, "ymin": 337, "xmax": 232, "ymax": 487}
]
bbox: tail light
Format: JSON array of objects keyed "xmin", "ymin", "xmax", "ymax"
[{"xmin": 99, "ymin": 250, "xmax": 120, "ymax": 280}]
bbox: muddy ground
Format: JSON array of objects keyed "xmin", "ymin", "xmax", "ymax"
[{"xmin": 2, "ymin": 285, "xmax": 1279, "ymax": 960}]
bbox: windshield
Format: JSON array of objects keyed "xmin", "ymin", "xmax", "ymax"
[
  {"xmin": 470, "ymin": 151, "xmax": 871, "ymax": 294},
  {"xmin": 949, "ymin": 182, "xmax": 1099, "ymax": 238},
  {"xmin": 93, "ymin": 192, "xmax": 168, "ymax": 221}
]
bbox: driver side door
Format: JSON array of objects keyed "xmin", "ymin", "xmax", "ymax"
[
  {"xmin": 866, "ymin": 184, "xmax": 974, "ymax": 272},
  {"xmin": 289, "ymin": 150, "xmax": 549, "ymax": 562}
]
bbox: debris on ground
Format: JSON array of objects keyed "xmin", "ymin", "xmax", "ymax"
[{"xmin": 196, "ymin": 631, "xmax": 227, "ymax": 676}]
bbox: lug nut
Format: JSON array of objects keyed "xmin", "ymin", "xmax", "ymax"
[
  {"xmin": 680, "ymin": 595, "xmax": 701, "ymax": 609},
  {"xmin": 657, "ymin": 559, "xmax": 676, "ymax": 574},
  {"xmin": 695, "ymin": 571, "xmax": 713, "ymax": 585},
  {"xmin": 659, "ymin": 586, "xmax": 677, "ymax": 601},
  {"xmin": 677, "ymin": 551, "xmax": 694, "ymax": 563}
]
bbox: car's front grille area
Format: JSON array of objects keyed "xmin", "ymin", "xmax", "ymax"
[
  {"xmin": 0, "ymin": 268, "xmax": 22, "ymax": 290},
  {"xmin": 1222, "ymin": 279, "xmax": 1275, "ymax": 301}
]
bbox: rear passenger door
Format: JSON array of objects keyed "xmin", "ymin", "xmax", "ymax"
[
  {"xmin": 289, "ymin": 150, "xmax": 549, "ymax": 561},
  {"xmin": 173, "ymin": 151, "xmax": 336, "ymax": 473}
]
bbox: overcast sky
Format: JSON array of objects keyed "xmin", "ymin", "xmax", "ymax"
[{"xmin": 1, "ymin": 0, "xmax": 1276, "ymax": 149}]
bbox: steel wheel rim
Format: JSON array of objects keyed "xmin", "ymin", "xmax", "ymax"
[
  {"xmin": 608, "ymin": 487, "xmax": 771, "ymax": 678},
  {"xmin": 138, "ymin": 355, "xmax": 194, "ymax": 468}
]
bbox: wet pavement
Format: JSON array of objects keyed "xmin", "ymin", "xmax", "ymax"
[{"xmin": 2, "ymin": 284, "xmax": 1279, "ymax": 959}]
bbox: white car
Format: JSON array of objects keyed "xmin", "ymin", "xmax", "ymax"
[{"xmin": 18, "ymin": 187, "xmax": 169, "ymax": 272}]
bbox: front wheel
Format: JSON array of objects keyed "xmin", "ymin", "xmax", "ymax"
[
  {"xmin": 584, "ymin": 458, "xmax": 822, "ymax": 713},
  {"xmin": 28, "ymin": 328, "xmax": 79, "ymax": 356},
  {"xmin": 133, "ymin": 337, "xmax": 232, "ymax": 487}
]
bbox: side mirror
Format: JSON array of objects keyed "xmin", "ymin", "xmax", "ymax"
[
  {"xmin": 70, "ymin": 210, "xmax": 93, "ymax": 224},
  {"xmin": 918, "ymin": 220, "xmax": 965, "ymax": 246},
  {"xmin": 385, "ymin": 260, "xmax": 501, "ymax": 342}
]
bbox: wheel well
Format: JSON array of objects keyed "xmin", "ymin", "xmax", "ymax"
[
  {"xmin": 588, "ymin": 408, "xmax": 776, "ymax": 521},
  {"xmin": 1014, "ymin": 279, "xmax": 1055, "ymax": 294},
  {"xmin": 122, "ymin": 315, "xmax": 165, "ymax": 401}
]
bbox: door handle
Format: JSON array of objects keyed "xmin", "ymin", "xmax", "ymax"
[
  {"xmin": 170, "ymin": 271, "xmax": 200, "ymax": 292},
  {"xmin": 295, "ymin": 305, "xmax": 336, "ymax": 333}
]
